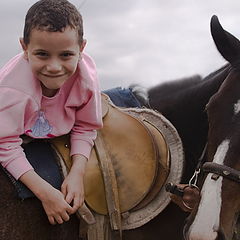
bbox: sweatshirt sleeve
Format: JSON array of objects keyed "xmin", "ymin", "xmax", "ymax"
[
  {"xmin": 70, "ymin": 54, "xmax": 103, "ymax": 159},
  {"xmin": 0, "ymin": 88, "xmax": 35, "ymax": 179}
]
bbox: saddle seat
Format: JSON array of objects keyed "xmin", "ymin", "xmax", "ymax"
[
  {"xmin": 50, "ymin": 94, "xmax": 184, "ymax": 230},
  {"xmin": 51, "ymin": 93, "xmax": 169, "ymax": 210}
]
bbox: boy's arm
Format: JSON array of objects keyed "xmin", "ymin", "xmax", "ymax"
[
  {"xmin": 19, "ymin": 170, "xmax": 74, "ymax": 224},
  {"xmin": 61, "ymin": 154, "xmax": 87, "ymax": 212},
  {"xmin": 71, "ymin": 54, "xmax": 103, "ymax": 160},
  {"xmin": 0, "ymin": 88, "xmax": 36, "ymax": 180}
]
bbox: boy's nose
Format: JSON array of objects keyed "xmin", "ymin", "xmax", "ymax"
[{"xmin": 46, "ymin": 61, "xmax": 62, "ymax": 73}]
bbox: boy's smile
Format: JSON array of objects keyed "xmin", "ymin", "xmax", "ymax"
[{"xmin": 20, "ymin": 26, "xmax": 86, "ymax": 97}]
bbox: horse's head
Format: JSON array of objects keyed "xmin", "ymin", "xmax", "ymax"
[{"xmin": 185, "ymin": 16, "xmax": 240, "ymax": 240}]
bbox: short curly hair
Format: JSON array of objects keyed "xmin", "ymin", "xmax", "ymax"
[{"xmin": 23, "ymin": 0, "xmax": 83, "ymax": 45}]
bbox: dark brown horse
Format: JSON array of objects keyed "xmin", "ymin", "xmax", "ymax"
[
  {"xmin": 184, "ymin": 16, "xmax": 240, "ymax": 240},
  {"xmin": 121, "ymin": 67, "xmax": 230, "ymax": 240},
  {"xmin": 0, "ymin": 141, "xmax": 80, "ymax": 240},
  {"xmin": 0, "ymin": 19, "xmax": 233, "ymax": 240}
]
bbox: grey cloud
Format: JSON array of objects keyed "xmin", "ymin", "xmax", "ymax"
[{"xmin": 0, "ymin": 0, "xmax": 239, "ymax": 90}]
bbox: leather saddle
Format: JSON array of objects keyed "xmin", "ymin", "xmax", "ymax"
[{"xmin": 50, "ymin": 94, "xmax": 170, "ymax": 229}]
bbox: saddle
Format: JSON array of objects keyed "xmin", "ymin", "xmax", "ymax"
[{"xmin": 50, "ymin": 94, "xmax": 184, "ymax": 231}]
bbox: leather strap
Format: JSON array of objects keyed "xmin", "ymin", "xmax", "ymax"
[
  {"xmin": 203, "ymin": 162, "xmax": 240, "ymax": 183},
  {"xmin": 51, "ymin": 141, "xmax": 96, "ymax": 225},
  {"xmin": 77, "ymin": 204, "xmax": 96, "ymax": 225},
  {"xmin": 94, "ymin": 131, "xmax": 122, "ymax": 238}
]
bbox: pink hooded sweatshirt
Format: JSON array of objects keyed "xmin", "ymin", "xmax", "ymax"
[{"xmin": 0, "ymin": 52, "xmax": 103, "ymax": 179}]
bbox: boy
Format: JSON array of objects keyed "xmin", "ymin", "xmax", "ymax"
[{"xmin": 0, "ymin": 0, "xmax": 103, "ymax": 225}]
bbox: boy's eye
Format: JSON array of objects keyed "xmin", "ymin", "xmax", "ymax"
[
  {"xmin": 35, "ymin": 52, "xmax": 48, "ymax": 57},
  {"xmin": 61, "ymin": 52, "xmax": 75, "ymax": 58}
]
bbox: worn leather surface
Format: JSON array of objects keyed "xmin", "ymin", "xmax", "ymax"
[
  {"xmin": 50, "ymin": 94, "xmax": 169, "ymax": 215},
  {"xmin": 132, "ymin": 120, "xmax": 170, "ymax": 211}
]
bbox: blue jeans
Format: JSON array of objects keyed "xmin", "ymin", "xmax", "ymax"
[{"xmin": 103, "ymin": 87, "xmax": 142, "ymax": 108}]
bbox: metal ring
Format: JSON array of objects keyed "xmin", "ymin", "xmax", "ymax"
[
  {"xmin": 182, "ymin": 199, "xmax": 194, "ymax": 210},
  {"xmin": 181, "ymin": 184, "xmax": 200, "ymax": 210},
  {"xmin": 188, "ymin": 184, "xmax": 200, "ymax": 191}
]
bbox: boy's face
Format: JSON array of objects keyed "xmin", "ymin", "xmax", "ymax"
[{"xmin": 20, "ymin": 26, "xmax": 86, "ymax": 97}]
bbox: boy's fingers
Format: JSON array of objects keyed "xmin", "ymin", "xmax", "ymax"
[
  {"xmin": 61, "ymin": 184, "xmax": 67, "ymax": 197},
  {"xmin": 48, "ymin": 216, "xmax": 56, "ymax": 225},
  {"xmin": 72, "ymin": 195, "xmax": 81, "ymax": 212},
  {"xmin": 55, "ymin": 215, "xmax": 64, "ymax": 224},
  {"xmin": 65, "ymin": 192, "xmax": 74, "ymax": 204},
  {"xmin": 61, "ymin": 212, "xmax": 70, "ymax": 222},
  {"xmin": 67, "ymin": 207, "xmax": 75, "ymax": 215},
  {"xmin": 66, "ymin": 201, "xmax": 74, "ymax": 214}
]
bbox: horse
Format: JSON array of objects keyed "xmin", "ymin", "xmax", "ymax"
[
  {"xmin": 0, "ymin": 19, "xmax": 233, "ymax": 240},
  {"xmin": 184, "ymin": 16, "xmax": 240, "ymax": 240},
  {"xmin": 0, "ymin": 142, "xmax": 80, "ymax": 240},
  {"xmin": 120, "ymin": 68, "xmax": 230, "ymax": 240}
]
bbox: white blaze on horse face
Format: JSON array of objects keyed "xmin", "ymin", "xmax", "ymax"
[
  {"xmin": 234, "ymin": 99, "xmax": 240, "ymax": 115},
  {"xmin": 188, "ymin": 139, "xmax": 230, "ymax": 240}
]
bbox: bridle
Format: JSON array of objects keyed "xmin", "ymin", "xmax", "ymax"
[
  {"xmin": 181, "ymin": 139, "xmax": 240, "ymax": 216},
  {"xmin": 183, "ymin": 142, "xmax": 240, "ymax": 240},
  {"xmin": 189, "ymin": 142, "xmax": 240, "ymax": 188},
  {"xmin": 202, "ymin": 162, "xmax": 240, "ymax": 183}
]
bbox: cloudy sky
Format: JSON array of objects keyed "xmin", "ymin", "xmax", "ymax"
[{"xmin": 1, "ymin": 0, "xmax": 240, "ymax": 90}]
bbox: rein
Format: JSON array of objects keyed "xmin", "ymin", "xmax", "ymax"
[
  {"xmin": 202, "ymin": 162, "xmax": 240, "ymax": 183},
  {"xmin": 189, "ymin": 142, "xmax": 240, "ymax": 186},
  {"xmin": 187, "ymin": 143, "xmax": 208, "ymax": 187}
]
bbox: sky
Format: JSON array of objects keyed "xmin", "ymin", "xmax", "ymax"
[{"xmin": 1, "ymin": 0, "xmax": 240, "ymax": 90}]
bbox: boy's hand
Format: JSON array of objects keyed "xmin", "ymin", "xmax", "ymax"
[
  {"xmin": 41, "ymin": 186, "xmax": 74, "ymax": 225},
  {"xmin": 61, "ymin": 154, "xmax": 87, "ymax": 213},
  {"xmin": 19, "ymin": 170, "xmax": 74, "ymax": 225}
]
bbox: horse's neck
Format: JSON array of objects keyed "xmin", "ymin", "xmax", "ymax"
[
  {"xmin": 148, "ymin": 75, "xmax": 202, "ymax": 100},
  {"xmin": 148, "ymin": 64, "xmax": 230, "ymax": 114},
  {"xmin": 199, "ymin": 64, "xmax": 230, "ymax": 100},
  {"xmin": 146, "ymin": 64, "xmax": 231, "ymax": 183}
]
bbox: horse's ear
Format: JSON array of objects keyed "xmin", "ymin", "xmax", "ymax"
[{"xmin": 210, "ymin": 15, "xmax": 240, "ymax": 64}]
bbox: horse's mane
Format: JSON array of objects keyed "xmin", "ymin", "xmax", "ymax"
[
  {"xmin": 148, "ymin": 74, "xmax": 202, "ymax": 101},
  {"xmin": 147, "ymin": 64, "xmax": 230, "ymax": 112},
  {"xmin": 202, "ymin": 63, "xmax": 230, "ymax": 82},
  {"xmin": 130, "ymin": 75, "xmax": 203, "ymax": 108}
]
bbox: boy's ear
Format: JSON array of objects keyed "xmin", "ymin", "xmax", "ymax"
[
  {"xmin": 80, "ymin": 39, "xmax": 87, "ymax": 52},
  {"xmin": 19, "ymin": 38, "xmax": 28, "ymax": 60}
]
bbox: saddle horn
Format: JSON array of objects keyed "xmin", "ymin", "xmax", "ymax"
[{"xmin": 210, "ymin": 15, "xmax": 240, "ymax": 65}]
